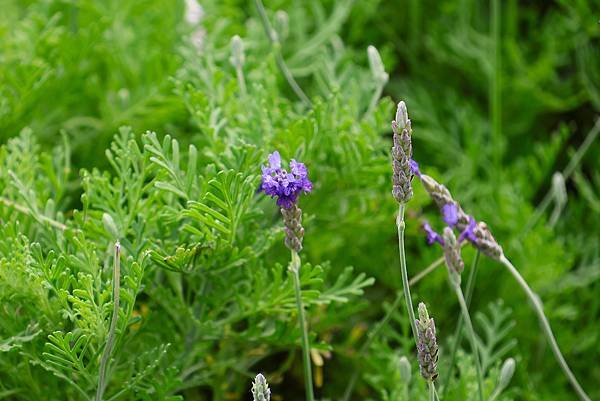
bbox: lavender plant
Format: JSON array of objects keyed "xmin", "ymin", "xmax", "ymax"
[
  {"xmin": 259, "ymin": 151, "xmax": 314, "ymax": 401},
  {"xmin": 414, "ymin": 164, "xmax": 591, "ymax": 401}
]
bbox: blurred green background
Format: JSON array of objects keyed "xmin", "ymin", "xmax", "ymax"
[{"xmin": 0, "ymin": 0, "xmax": 598, "ymax": 400}]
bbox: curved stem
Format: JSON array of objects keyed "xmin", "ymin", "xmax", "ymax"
[
  {"xmin": 254, "ymin": 0, "xmax": 311, "ymax": 107},
  {"xmin": 453, "ymin": 280, "xmax": 484, "ymax": 401},
  {"xmin": 500, "ymin": 256, "xmax": 590, "ymax": 401},
  {"xmin": 366, "ymin": 83, "xmax": 384, "ymax": 117},
  {"xmin": 522, "ymin": 117, "xmax": 600, "ymax": 236},
  {"xmin": 0, "ymin": 196, "xmax": 67, "ymax": 231},
  {"xmin": 441, "ymin": 251, "xmax": 481, "ymax": 396},
  {"xmin": 397, "ymin": 203, "xmax": 419, "ymax": 342},
  {"xmin": 290, "ymin": 250, "xmax": 315, "ymax": 401},
  {"xmin": 95, "ymin": 242, "xmax": 121, "ymax": 401}
]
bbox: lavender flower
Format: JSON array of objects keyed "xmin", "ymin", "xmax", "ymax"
[
  {"xmin": 415, "ymin": 303, "xmax": 439, "ymax": 382},
  {"xmin": 391, "ymin": 101, "xmax": 414, "ymax": 204},
  {"xmin": 442, "ymin": 203, "xmax": 459, "ymax": 227},
  {"xmin": 419, "ymin": 174, "xmax": 470, "ymax": 229},
  {"xmin": 423, "ymin": 222, "xmax": 444, "ymax": 246},
  {"xmin": 458, "ymin": 216, "xmax": 477, "ymax": 243},
  {"xmin": 260, "ymin": 151, "xmax": 312, "ymax": 209},
  {"xmin": 416, "ymin": 172, "xmax": 504, "ymax": 260},
  {"xmin": 471, "ymin": 221, "xmax": 503, "ymax": 260},
  {"xmin": 251, "ymin": 373, "xmax": 271, "ymax": 401},
  {"xmin": 409, "ymin": 159, "xmax": 421, "ymax": 178},
  {"xmin": 260, "ymin": 151, "xmax": 312, "ymax": 252}
]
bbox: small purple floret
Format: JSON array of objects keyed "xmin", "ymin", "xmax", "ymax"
[
  {"xmin": 260, "ymin": 151, "xmax": 312, "ymax": 209},
  {"xmin": 458, "ymin": 216, "xmax": 477, "ymax": 243},
  {"xmin": 423, "ymin": 222, "xmax": 444, "ymax": 246},
  {"xmin": 409, "ymin": 159, "xmax": 421, "ymax": 178},
  {"xmin": 442, "ymin": 203, "xmax": 459, "ymax": 227}
]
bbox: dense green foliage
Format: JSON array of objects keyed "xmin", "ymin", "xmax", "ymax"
[{"xmin": 0, "ymin": 1, "xmax": 598, "ymax": 400}]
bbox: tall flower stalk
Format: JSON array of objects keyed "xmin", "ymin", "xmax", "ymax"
[
  {"xmin": 259, "ymin": 151, "xmax": 314, "ymax": 401},
  {"xmin": 391, "ymin": 101, "xmax": 418, "ymax": 342}
]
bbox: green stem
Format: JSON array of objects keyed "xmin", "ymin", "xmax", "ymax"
[
  {"xmin": 254, "ymin": 0, "xmax": 311, "ymax": 107},
  {"xmin": 428, "ymin": 381, "xmax": 435, "ymax": 401},
  {"xmin": 366, "ymin": 83, "xmax": 384, "ymax": 117},
  {"xmin": 452, "ymin": 278, "xmax": 484, "ymax": 401},
  {"xmin": 500, "ymin": 256, "xmax": 590, "ymax": 401},
  {"xmin": 397, "ymin": 203, "xmax": 419, "ymax": 342},
  {"xmin": 441, "ymin": 251, "xmax": 481, "ymax": 395},
  {"xmin": 290, "ymin": 250, "xmax": 315, "ymax": 401},
  {"xmin": 0, "ymin": 196, "xmax": 68, "ymax": 231},
  {"xmin": 235, "ymin": 66, "xmax": 247, "ymax": 96},
  {"xmin": 522, "ymin": 118, "xmax": 600, "ymax": 236},
  {"xmin": 95, "ymin": 242, "xmax": 121, "ymax": 401}
]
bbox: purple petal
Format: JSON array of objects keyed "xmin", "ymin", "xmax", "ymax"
[
  {"xmin": 259, "ymin": 151, "xmax": 312, "ymax": 207},
  {"xmin": 409, "ymin": 159, "xmax": 421, "ymax": 177},
  {"xmin": 423, "ymin": 222, "xmax": 444, "ymax": 246},
  {"xmin": 290, "ymin": 159, "xmax": 307, "ymax": 178},
  {"xmin": 268, "ymin": 151, "xmax": 281, "ymax": 170},
  {"xmin": 442, "ymin": 203, "xmax": 459, "ymax": 227},
  {"xmin": 458, "ymin": 216, "xmax": 477, "ymax": 243}
]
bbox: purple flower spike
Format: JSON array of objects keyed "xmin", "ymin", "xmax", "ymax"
[
  {"xmin": 409, "ymin": 159, "xmax": 421, "ymax": 178},
  {"xmin": 442, "ymin": 203, "xmax": 459, "ymax": 227},
  {"xmin": 423, "ymin": 222, "xmax": 444, "ymax": 246},
  {"xmin": 260, "ymin": 151, "xmax": 312, "ymax": 209},
  {"xmin": 458, "ymin": 216, "xmax": 477, "ymax": 243}
]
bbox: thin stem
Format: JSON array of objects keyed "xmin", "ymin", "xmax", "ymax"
[
  {"xmin": 254, "ymin": 0, "xmax": 311, "ymax": 107},
  {"xmin": 290, "ymin": 250, "xmax": 315, "ymax": 401},
  {"xmin": 366, "ymin": 83, "xmax": 384, "ymax": 117},
  {"xmin": 441, "ymin": 251, "xmax": 481, "ymax": 396},
  {"xmin": 235, "ymin": 66, "xmax": 247, "ymax": 96},
  {"xmin": 428, "ymin": 381, "xmax": 435, "ymax": 401},
  {"xmin": 95, "ymin": 242, "xmax": 121, "ymax": 401},
  {"xmin": 397, "ymin": 203, "xmax": 419, "ymax": 342},
  {"xmin": 500, "ymin": 256, "xmax": 591, "ymax": 401},
  {"xmin": 487, "ymin": 387, "xmax": 502, "ymax": 401},
  {"xmin": 0, "ymin": 196, "xmax": 68, "ymax": 231},
  {"xmin": 453, "ymin": 280, "xmax": 484, "ymax": 401},
  {"xmin": 522, "ymin": 117, "xmax": 600, "ymax": 236}
]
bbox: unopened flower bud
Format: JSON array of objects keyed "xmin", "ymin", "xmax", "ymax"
[
  {"xmin": 391, "ymin": 101, "xmax": 414, "ymax": 204},
  {"xmin": 367, "ymin": 45, "xmax": 389, "ymax": 86},
  {"xmin": 415, "ymin": 303, "xmax": 439, "ymax": 382},
  {"xmin": 497, "ymin": 358, "xmax": 516, "ymax": 391},
  {"xmin": 398, "ymin": 355, "xmax": 412, "ymax": 385},
  {"xmin": 229, "ymin": 35, "xmax": 245, "ymax": 68},
  {"xmin": 251, "ymin": 373, "xmax": 271, "ymax": 401}
]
